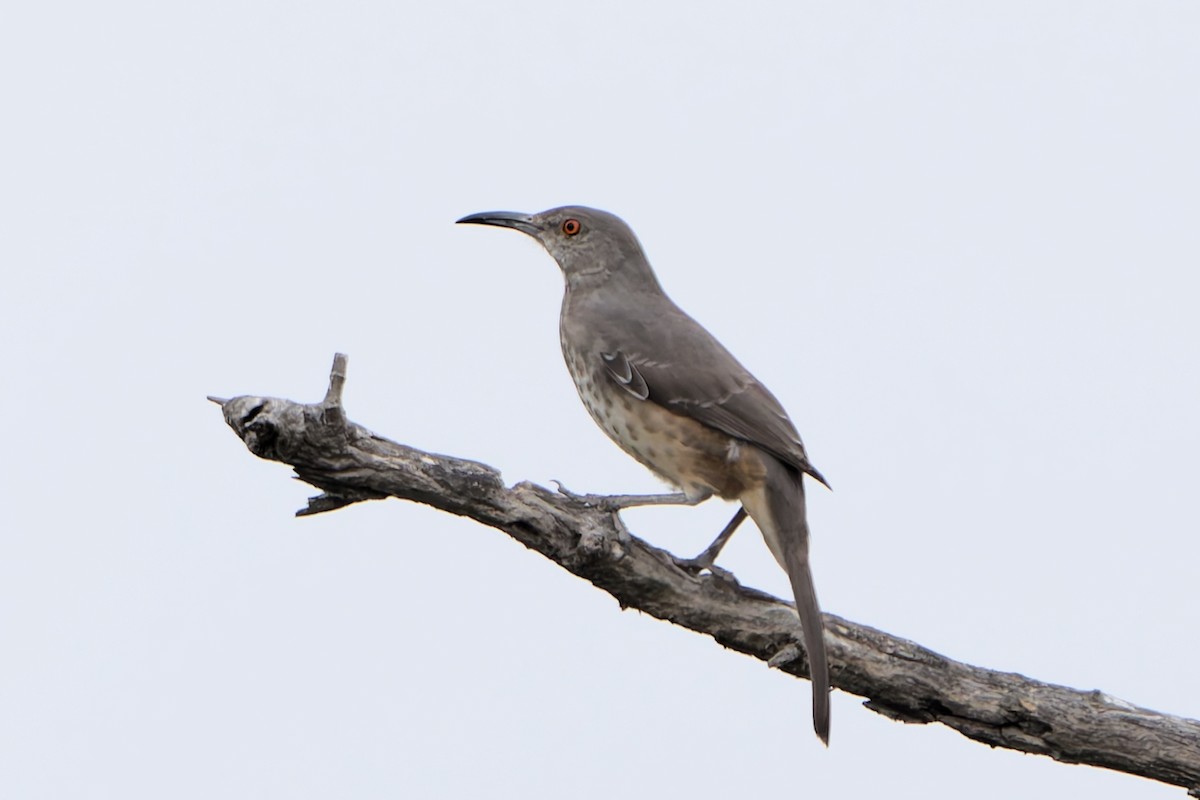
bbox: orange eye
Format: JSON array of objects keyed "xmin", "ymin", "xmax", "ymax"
[{"xmin": 561, "ymin": 218, "xmax": 581, "ymax": 236}]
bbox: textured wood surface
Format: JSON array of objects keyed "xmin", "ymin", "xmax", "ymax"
[{"xmin": 210, "ymin": 354, "xmax": 1200, "ymax": 795}]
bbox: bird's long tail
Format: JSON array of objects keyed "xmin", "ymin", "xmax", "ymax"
[{"xmin": 743, "ymin": 457, "xmax": 831, "ymax": 744}]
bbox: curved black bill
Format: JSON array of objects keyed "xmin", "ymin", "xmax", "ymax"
[{"xmin": 456, "ymin": 211, "xmax": 540, "ymax": 236}]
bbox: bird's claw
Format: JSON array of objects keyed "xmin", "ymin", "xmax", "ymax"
[
  {"xmin": 608, "ymin": 511, "xmax": 632, "ymax": 543},
  {"xmin": 671, "ymin": 553, "xmax": 739, "ymax": 585},
  {"xmin": 552, "ymin": 480, "xmax": 621, "ymax": 511}
]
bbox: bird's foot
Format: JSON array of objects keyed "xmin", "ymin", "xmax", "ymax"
[
  {"xmin": 552, "ymin": 480, "xmax": 697, "ymax": 511},
  {"xmin": 671, "ymin": 552, "xmax": 739, "ymax": 585},
  {"xmin": 552, "ymin": 480, "xmax": 621, "ymax": 511},
  {"xmin": 607, "ymin": 510, "xmax": 633, "ymax": 543},
  {"xmin": 669, "ymin": 507, "xmax": 746, "ymax": 584}
]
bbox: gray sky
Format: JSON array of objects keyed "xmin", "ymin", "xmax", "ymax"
[{"xmin": 2, "ymin": 1, "xmax": 1197, "ymax": 797}]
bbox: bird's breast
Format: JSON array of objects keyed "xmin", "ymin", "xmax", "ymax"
[{"xmin": 561, "ymin": 344, "xmax": 767, "ymax": 500}]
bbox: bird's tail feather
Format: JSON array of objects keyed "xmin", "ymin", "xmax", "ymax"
[{"xmin": 746, "ymin": 459, "xmax": 831, "ymax": 744}]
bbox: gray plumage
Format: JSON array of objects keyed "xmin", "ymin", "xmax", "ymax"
[{"xmin": 458, "ymin": 205, "xmax": 831, "ymax": 743}]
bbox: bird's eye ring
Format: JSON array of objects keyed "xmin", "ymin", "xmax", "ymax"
[{"xmin": 562, "ymin": 218, "xmax": 581, "ymax": 236}]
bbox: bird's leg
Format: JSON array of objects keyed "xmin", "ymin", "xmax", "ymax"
[
  {"xmin": 672, "ymin": 507, "xmax": 747, "ymax": 580},
  {"xmin": 552, "ymin": 481, "xmax": 709, "ymax": 511},
  {"xmin": 553, "ymin": 481, "xmax": 742, "ymax": 581}
]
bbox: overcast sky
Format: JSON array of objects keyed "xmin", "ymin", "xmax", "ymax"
[{"xmin": 2, "ymin": 2, "xmax": 1197, "ymax": 797}]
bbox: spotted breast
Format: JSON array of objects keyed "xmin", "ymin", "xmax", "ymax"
[{"xmin": 560, "ymin": 341, "xmax": 767, "ymax": 502}]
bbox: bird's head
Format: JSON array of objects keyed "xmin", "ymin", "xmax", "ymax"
[{"xmin": 457, "ymin": 205, "xmax": 661, "ymax": 293}]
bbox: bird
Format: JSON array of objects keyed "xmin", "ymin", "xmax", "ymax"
[{"xmin": 457, "ymin": 205, "xmax": 832, "ymax": 743}]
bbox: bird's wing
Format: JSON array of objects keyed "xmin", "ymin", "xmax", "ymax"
[{"xmin": 600, "ymin": 342, "xmax": 829, "ymax": 488}]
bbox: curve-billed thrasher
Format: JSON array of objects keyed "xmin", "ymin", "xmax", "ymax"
[{"xmin": 457, "ymin": 205, "xmax": 832, "ymax": 743}]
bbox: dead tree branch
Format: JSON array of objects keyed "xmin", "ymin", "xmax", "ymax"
[{"xmin": 209, "ymin": 354, "xmax": 1200, "ymax": 795}]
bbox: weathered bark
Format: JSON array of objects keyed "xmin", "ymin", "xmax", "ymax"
[{"xmin": 210, "ymin": 354, "xmax": 1200, "ymax": 795}]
